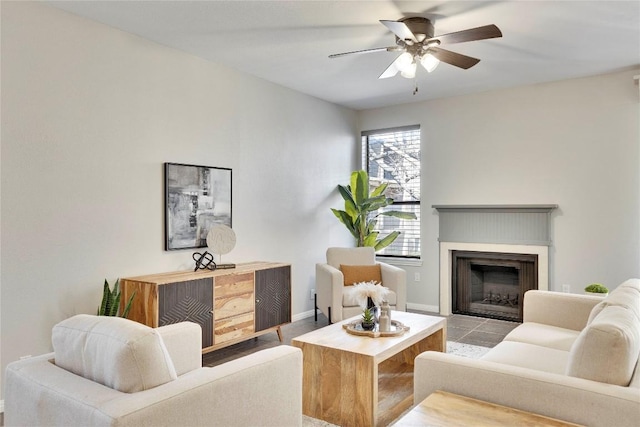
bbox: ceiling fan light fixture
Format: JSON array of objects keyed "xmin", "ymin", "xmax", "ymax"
[
  {"xmin": 420, "ymin": 53, "xmax": 440, "ymax": 73},
  {"xmin": 395, "ymin": 52, "xmax": 414, "ymax": 72},
  {"xmin": 400, "ymin": 61, "xmax": 417, "ymax": 79}
]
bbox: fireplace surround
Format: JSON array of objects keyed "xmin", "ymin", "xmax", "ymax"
[{"xmin": 433, "ymin": 205, "xmax": 557, "ymax": 318}]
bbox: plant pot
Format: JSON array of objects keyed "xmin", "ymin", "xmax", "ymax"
[{"xmin": 361, "ymin": 321, "xmax": 375, "ymax": 331}]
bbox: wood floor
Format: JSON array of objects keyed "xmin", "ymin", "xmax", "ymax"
[{"xmin": 203, "ymin": 310, "xmax": 519, "ymax": 367}]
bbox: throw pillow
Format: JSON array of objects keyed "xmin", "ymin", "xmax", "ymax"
[
  {"xmin": 52, "ymin": 314, "xmax": 178, "ymax": 393},
  {"xmin": 340, "ymin": 264, "xmax": 382, "ymax": 286}
]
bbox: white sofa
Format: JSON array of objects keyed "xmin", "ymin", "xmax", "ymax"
[
  {"xmin": 4, "ymin": 314, "xmax": 303, "ymax": 427},
  {"xmin": 316, "ymin": 247, "xmax": 407, "ymax": 323},
  {"xmin": 415, "ymin": 278, "xmax": 640, "ymax": 427}
]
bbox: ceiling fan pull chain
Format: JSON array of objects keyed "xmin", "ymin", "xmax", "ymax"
[{"xmin": 413, "ymin": 80, "xmax": 419, "ymax": 95}]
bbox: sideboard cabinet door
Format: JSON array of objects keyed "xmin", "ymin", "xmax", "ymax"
[
  {"xmin": 255, "ymin": 266, "xmax": 291, "ymax": 332},
  {"xmin": 158, "ymin": 278, "xmax": 214, "ymax": 348}
]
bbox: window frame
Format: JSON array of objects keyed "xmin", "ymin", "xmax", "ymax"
[{"xmin": 361, "ymin": 125, "xmax": 421, "ymax": 259}]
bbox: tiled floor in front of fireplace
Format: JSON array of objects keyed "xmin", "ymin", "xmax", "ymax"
[{"xmin": 202, "ymin": 310, "xmax": 519, "ymax": 368}]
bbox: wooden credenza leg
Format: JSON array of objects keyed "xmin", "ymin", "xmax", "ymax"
[{"xmin": 276, "ymin": 326, "xmax": 283, "ymax": 342}]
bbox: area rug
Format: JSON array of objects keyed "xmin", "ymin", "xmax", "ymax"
[
  {"xmin": 302, "ymin": 415, "xmax": 338, "ymax": 426},
  {"xmin": 446, "ymin": 341, "xmax": 491, "ymax": 359}
]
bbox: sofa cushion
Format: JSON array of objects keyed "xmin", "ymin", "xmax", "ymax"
[
  {"xmin": 567, "ymin": 305, "xmax": 640, "ymax": 386},
  {"xmin": 503, "ymin": 322, "xmax": 581, "ymax": 352},
  {"xmin": 340, "ymin": 264, "xmax": 382, "ymax": 286},
  {"xmin": 52, "ymin": 314, "xmax": 177, "ymax": 393},
  {"xmin": 587, "ymin": 279, "xmax": 640, "ymax": 324},
  {"xmin": 481, "ymin": 341, "xmax": 570, "ymax": 375}
]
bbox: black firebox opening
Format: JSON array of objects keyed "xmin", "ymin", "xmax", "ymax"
[{"xmin": 452, "ymin": 251, "xmax": 538, "ymax": 322}]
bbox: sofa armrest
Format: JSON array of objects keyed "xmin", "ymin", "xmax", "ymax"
[
  {"xmin": 316, "ymin": 263, "xmax": 345, "ymax": 322},
  {"xmin": 523, "ymin": 290, "xmax": 603, "ymax": 331},
  {"xmin": 414, "ymin": 351, "xmax": 640, "ymax": 427},
  {"xmin": 157, "ymin": 321, "xmax": 202, "ymax": 375},
  {"xmin": 379, "ymin": 262, "xmax": 406, "ymax": 311},
  {"xmin": 5, "ymin": 346, "xmax": 302, "ymax": 427}
]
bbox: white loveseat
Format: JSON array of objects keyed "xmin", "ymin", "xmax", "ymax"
[
  {"xmin": 4, "ymin": 314, "xmax": 303, "ymax": 427},
  {"xmin": 414, "ymin": 279, "xmax": 640, "ymax": 427}
]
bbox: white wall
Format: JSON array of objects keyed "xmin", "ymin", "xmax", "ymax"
[
  {"xmin": 0, "ymin": 1, "xmax": 356, "ymax": 398},
  {"xmin": 359, "ymin": 69, "xmax": 640, "ymax": 309}
]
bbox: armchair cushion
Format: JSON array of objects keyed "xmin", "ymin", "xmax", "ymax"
[
  {"xmin": 52, "ymin": 314, "xmax": 177, "ymax": 393},
  {"xmin": 340, "ymin": 264, "xmax": 382, "ymax": 286}
]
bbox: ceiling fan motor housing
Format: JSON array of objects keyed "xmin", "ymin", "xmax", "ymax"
[{"xmin": 398, "ymin": 17, "xmax": 434, "ymax": 43}]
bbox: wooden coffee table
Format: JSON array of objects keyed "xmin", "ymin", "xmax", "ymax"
[
  {"xmin": 291, "ymin": 311, "xmax": 446, "ymax": 427},
  {"xmin": 392, "ymin": 391, "xmax": 583, "ymax": 426}
]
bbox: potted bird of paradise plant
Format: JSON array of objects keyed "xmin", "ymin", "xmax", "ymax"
[{"xmin": 331, "ymin": 170, "xmax": 416, "ymax": 252}]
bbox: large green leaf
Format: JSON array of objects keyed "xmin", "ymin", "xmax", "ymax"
[
  {"xmin": 370, "ymin": 182, "xmax": 388, "ymax": 197},
  {"xmin": 351, "ymin": 170, "xmax": 369, "ymax": 206},
  {"xmin": 374, "ymin": 231, "xmax": 401, "ymax": 251},
  {"xmin": 364, "ymin": 196, "xmax": 392, "ymax": 212},
  {"xmin": 331, "ymin": 209, "xmax": 358, "ymax": 237},
  {"xmin": 380, "ymin": 210, "xmax": 417, "ymax": 220},
  {"xmin": 363, "ymin": 232, "xmax": 379, "ymax": 247},
  {"xmin": 337, "ymin": 184, "xmax": 354, "ymax": 204}
]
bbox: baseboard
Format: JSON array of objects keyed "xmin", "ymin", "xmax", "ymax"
[
  {"xmin": 407, "ymin": 302, "xmax": 439, "ymax": 314},
  {"xmin": 292, "ymin": 309, "xmax": 316, "ymax": 322}
]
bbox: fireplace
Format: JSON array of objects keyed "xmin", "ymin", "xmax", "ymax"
[
  {"xmin": 433, "ymin": 205, "xmax": 557, "ymax": 320},
  {"xmin": 452, "ymin": 251, "xmax": 538, "ymax": 321}
]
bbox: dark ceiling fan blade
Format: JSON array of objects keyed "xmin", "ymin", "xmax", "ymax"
[
  {"xmin": 380, "ymin": 20, "xmax": 417, "ymax": 43},
  {"xmin": 329, "ymin": 46, "xmax": 400, "ymax": 58},
  {"xmin": 429, "ymin": 24, "xmax": 502, "ymax": 45},
  {"xmin": 428, "ymin": 47, "xmax": 480, "ymax": 69}
]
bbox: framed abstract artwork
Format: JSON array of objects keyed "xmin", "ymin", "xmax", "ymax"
[{"xmin": 164, "ymin": 162, "xmax": 232, "ymax": 250}]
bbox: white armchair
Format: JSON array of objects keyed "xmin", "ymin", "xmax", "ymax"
[
  {"xmin": 315, "ymin": 247, "xmax": 407, "ymax": 323},
  {"xmin": 4, "ymin": 314, "xmax": 302, "ymax": 427}
]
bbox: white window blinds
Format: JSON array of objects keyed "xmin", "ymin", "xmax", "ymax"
[{"xmin": 362, "ymin": 125, "xmax": 420, "ymax": 258}]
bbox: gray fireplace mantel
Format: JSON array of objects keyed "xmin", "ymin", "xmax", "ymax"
[{"xmin": 432, "ymin": 204, "xmax": 558, "ymax": 246}]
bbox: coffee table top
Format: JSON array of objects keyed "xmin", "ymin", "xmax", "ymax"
[{"xmin": 292, "ymin": 311, "xmax": 445, "ymax": 361}]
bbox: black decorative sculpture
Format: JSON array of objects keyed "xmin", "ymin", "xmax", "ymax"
[{"xmin": 192, "ymin": 251, "xmax": 217, "ymax": 272}]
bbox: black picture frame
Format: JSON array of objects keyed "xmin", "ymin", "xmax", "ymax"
[{"xmin": 164, "ymin": 162, "xmax": 232, "ymax": 251}]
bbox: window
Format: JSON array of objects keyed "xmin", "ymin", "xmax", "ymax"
[{"xmin": 362, "ymin": 125, "xmax": 420, "ymax": 258}]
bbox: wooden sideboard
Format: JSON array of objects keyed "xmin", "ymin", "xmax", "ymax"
[{"xmin": 121, "ymin": 262, "xmax": 291, "ymax": 353}]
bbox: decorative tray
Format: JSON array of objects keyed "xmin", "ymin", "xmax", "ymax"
[{"xmin": 342, "ymin": 319, "xmax": 410, "ymax": 338}]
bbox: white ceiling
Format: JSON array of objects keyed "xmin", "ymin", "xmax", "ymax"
[{"xmin": 48, "ymin": 0, "xmax": 640, "ymax": 110}]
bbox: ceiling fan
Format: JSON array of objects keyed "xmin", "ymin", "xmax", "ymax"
[{"xmin": 329, "ymin": 17, "xmax": 502, "ymax": 79}]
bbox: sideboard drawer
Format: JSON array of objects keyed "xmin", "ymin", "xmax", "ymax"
[{"xmin": 214, "ymin": 312, "xmax": 255, "ymax": 344}]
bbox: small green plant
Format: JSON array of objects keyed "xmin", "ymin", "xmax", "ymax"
[
  {"xmin": 584, "ymin": 283, "xmax": 609, "ymax": 294},
  {"xmin": 362, "ymin": 307, "xmax": 375, "ymax": 324},
  {"xmin": 98, "ymin": 279, "xmax": 136, "ymax": 318}
]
